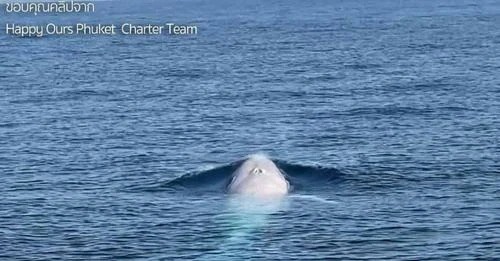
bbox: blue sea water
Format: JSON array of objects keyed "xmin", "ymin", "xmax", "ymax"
[{"xmin": 1, "ymin": 0, "xmax": 499, "ymax": 259}]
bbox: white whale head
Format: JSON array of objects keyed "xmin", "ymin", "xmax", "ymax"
[{"xmin": 227, "ymin": 154, "xmax": 289, "ymax": 197}]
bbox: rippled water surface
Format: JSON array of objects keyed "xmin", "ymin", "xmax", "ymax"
[{"xmin": 1, "ymin": 0, "xmax": 499, "ymax": 259}]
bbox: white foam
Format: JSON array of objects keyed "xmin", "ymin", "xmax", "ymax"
[{"xmin": 289, "ymin": 194, "xmax": 339, "ymax": 204}]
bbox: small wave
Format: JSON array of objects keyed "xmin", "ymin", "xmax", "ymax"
[
  {"xmin": 343, "ymin": 106, "xmax": 435, "ymax": 117},
  {"xmin": 288, "ymin": 194, "xmax": 339, "ymax": 204},
  {"xmin": 165, "ymin": 161, "xmax": 242, "ymax": 193},
  {"xmin": 276, "ymin": 160, "xmax": 343, "ymax": 190}
]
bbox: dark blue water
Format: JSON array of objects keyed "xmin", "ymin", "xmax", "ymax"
[{"xmin": 1, "ymin": 0, "xmax": 499, "ymax": 259}]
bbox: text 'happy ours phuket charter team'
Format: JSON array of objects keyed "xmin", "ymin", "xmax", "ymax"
[{"xmin": 4, "ymin": 23, "xmax": 198, "ymax": 38}]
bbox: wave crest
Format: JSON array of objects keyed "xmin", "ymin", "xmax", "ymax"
[{"xmin": 162, "ymin": 158, "xmax": 344, "ymax": 193}]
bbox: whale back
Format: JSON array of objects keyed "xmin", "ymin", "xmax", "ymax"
[{"xmin": 228, "ymin": 155, "xmax": 289, "ymax": 196}]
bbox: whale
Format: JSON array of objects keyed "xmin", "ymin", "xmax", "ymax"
[{"xmin": 227, "ymin": 154, "xmax": 289, "ymax": 197}]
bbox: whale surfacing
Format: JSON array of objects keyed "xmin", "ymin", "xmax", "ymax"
[{"xmin": 227, "ymin": 154, "xmax": 289, "ymax": 197}]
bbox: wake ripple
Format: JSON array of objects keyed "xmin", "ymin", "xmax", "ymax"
[{"xmin": 163, "ymin": 159, "xmax": 344, "ymax": 193}]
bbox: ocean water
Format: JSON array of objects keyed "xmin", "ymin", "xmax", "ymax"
[{"xmin": 1, "ymin": 0, "xmax": 499, "ymax": 259}]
